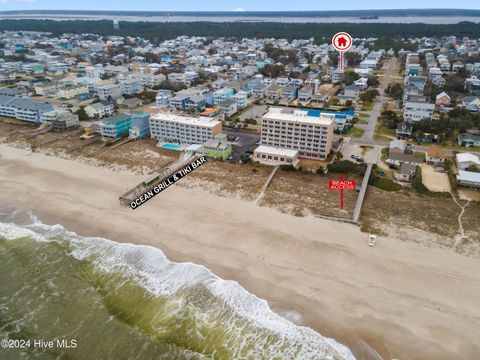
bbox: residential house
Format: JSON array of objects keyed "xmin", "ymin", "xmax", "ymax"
[
  {"xmin": 428, "ymin": 67, "xmax": 445, "ymax": 87},
  {"xmin": 100, "ymin": 113, "xmax": 132, "ymax": 138},
  {"xmin": 57, "ymin": 85, "xmax": 90, "ymax": 100},
  {"xmin": 456, "ymin": 171, "xmax": 480, "ymax": 188},
  {"xmin": 184, "ymin": 95, "xmax": 206, "ymax": 112},
  {"xmin": 435, "ymin": 92, "xmax": 451, "ymax": 107},
  {"xmin": 389, "ymin": 140, "xmax": 406, "ymax": 154},
  {"xmin": 252, "ymin": 84, "xmax": 267, "ymax": 98},
  {"xmin": 155, "ymin": 90, "xmax": 172, "ymax": 109},
  {"xmin": 213, "ymin": 87, "xmax": 234, "ymax": 105},
  {"xmin": 128, "ymin": 112, "xmax": 150, "ymax": 139},
  {"xmin": 298, "ymin": 85, "xmax": 314, "ymax": 102},
  {"xmin": 396, "ymin": 122, "xmax": 413, "ymax": 137},
  {"xmin": 456, "ymin": 153, "xmax": 480, "ymax": 171},
  {"xmin": 97, "ymin": 82, "xmax": 122, "ymax": 102},
  {"xmin": 403, "ymin": 98, "xmax": 435, "ymax": 122},
  {"xmin": 122, "ymin": 98, "xmax": 142, "ymax": 109},
  {"xmin": 232, "ymin": 91, "xmax": 248, "ymax": 109},
  {"xmin": 202, "ymin": 134, "xmax": 232, "ymax": 160},
  {"xmin": 394, "ymin": 163, "xmax": 417, "ymax": 182},
  {"xmin": 458, "ymin": 130, "xmax": 480, "ymax": 147},
  {"xmin": 386, "ymin": 152, "xmax": 423, "ymax": 167},
  {"xmin": 403, "ymin": 84, "xmax": 422, "ymax": 102},
  {"xmin": 40, "ymin": 108, "xmax": 79, "ymax": 131},
  {"xmin": 404, "ymin": 76, "xmax": 428, "ymax": 91},
  {"xmin": 120, "ymin": 79, "xmax": 142, "ymax": 96},
  {"xmin": 331, "ymin": 69, "xmax": 344, "ymax": 84},
  {"xmin": 426, "ymin": 146, "xmax": 446, "ymax": 166},
  {"xmin": 85, "ymin": 102, "xmax": 114, "ymax": 119},
  {"xmin": 266, "ymin": 84, "xmax": 282, "ymax": 100},
  {"xmin": 218, "ymin": 99, "xmax": 238, "ymax": 117},
  {"xmin": 281, "ymin": 85, "xmax": 297, "ymax": 101}
]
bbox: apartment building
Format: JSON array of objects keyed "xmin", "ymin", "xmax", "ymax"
[
  {"xmin": 259, "ymin": 108, "xmax": 334, "ymax": 160},
  {"xmin": 0, "ymin": 96, "xmax": 54, "ymax": 123},
  {"xmin": 149, "ymin": 113, "xmax": 222, "ymax": 145}
]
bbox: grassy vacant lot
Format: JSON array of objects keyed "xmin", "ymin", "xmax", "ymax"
[
  {"xmin": 260, "ymin": 170, "xmax": 361, "ymax": 218},
  {"xmin": 346, "ymin": 126, "xmax": 365, "ymax": 138},
  {"xmin": 374, "ymin": 124, "xmax": 397, "ymax": 141},
  {"xmin": 360, "ymin": 186, "xmax": 476, "ymax": 249},
  {"xmin": 185, "ymin": 161, "xmax": 271, "ymax": 201}
]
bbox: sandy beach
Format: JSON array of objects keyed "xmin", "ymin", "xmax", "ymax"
[{"xmin": 1, "ymin": 143, "xmax": 479, "ymax": 360}]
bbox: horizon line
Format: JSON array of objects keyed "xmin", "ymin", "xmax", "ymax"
[{"xmin": 1, "ymin": 8, "xmax": 480, "ymax": 13}]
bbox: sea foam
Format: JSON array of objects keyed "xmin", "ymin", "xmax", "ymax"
[{"xmin": 0, "ymin": 215, "xmax": 356, "ymax": 360}]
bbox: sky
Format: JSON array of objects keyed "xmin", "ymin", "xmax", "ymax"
[{"xmin": 0, "ymin": 0, "xmax": 478, "ymax": 12}]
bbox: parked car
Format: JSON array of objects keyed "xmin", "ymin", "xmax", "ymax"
[{"xmin": 351, "ymin": 154, "xmax": 361, "ymax": 160}]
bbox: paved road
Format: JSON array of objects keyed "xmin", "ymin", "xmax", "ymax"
[
  {"xmin": 348, "ymin": 137, "xmax": 480, "ymax": 157},
  {"xmin": 361, "ymin": 57, "xmax": 397, "ymax": 140}
]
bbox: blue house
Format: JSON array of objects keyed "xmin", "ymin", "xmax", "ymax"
[{"xmin": 129, "ymin": 112, "xmax": 150, "ymax": 139}]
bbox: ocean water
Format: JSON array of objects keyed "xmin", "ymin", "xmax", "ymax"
[{"xmin": 0, "ymin": 210, "xmax": 355, "ymax": 360}]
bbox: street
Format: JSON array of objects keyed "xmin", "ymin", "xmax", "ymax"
[{"xmin": 361, "ymin": 57, "xmax": 397, "ymax": 140}]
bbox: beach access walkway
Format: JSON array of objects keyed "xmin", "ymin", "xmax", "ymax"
[
  {"xmin": 353, "ymin": 163, "xmax": 373, "ymax": 223},
  {"xmin": 256, "ymin": 165, "xmax": 279, "ymax": 203}
]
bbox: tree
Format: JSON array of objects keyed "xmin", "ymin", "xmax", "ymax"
[
  {"xmin": 467, "ymin": 165, "xmax": 480, "ymax": 173},
  {"xmin": 344, "ymin": 70, "xmax": 359, "ymax": 86},
  {"xmin": 367, "ymin": 75, "xmax": 379, "ymax": 87},
  {"xmin": 360, "ymin": 89, "xmax": 379, "ymax": 103},
  {"xmin": 75, "ymin": 106, "xmax": 89, "ymax": 121},
  {"xmin": 385, "ymin": 83, "xmax": 404, "ymax": 100},
  {"xmin": 379, "ymin": 110, "xmax": 401, "ymax": 129}
]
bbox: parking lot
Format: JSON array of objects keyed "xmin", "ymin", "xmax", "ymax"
[
  {"xmin": 224, "ymin": 129, "xmax": 260, "ymax": 162},
  {"xmin": 421, "ymin": 164, "xmax": 451, "ymax": 192},
  {"xmin": 340, "ymin": 139, "xmax": 381, "ymax": 165}
]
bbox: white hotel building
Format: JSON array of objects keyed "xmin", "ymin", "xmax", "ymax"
[
  {"xmin": 255, "ymin": 109, "xmax": 334, "ymax": 164},
  {"xmin": 149, "ymin": 113, "xmax": 222, "ymax": 145}
]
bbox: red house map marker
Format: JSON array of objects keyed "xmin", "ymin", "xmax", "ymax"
[
  {"xmin": 332, "ymin": 32, "xmax": 352, "ymax": 71},
  {"xmin": 328, "ymin": 174, "xmax": 356, "ymax": 209}
]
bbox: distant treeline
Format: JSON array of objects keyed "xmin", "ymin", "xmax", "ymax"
[
  {"xmin": 1, "ymin": 9, "xmax": 480, "ymax": 17},
  {"xmin": 1, "ymin": 20, "xmax": 480, "ymax": 43}
]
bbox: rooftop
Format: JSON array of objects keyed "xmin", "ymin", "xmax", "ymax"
[
  {"xmin": 263, "ymin": 108, "xmax": 334, "ymax": 126},
  {"xmin": 151, "ymin": 113, "xmax": 221, "ymax": 128},
  {"xmin": 254, "ymin": 145, "xmax": 299, "ymax": 157}
]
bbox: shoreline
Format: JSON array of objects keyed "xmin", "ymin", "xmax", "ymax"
[{"xmin": 1, "ymin": 143, "xmax": 480, "ymax": 359}]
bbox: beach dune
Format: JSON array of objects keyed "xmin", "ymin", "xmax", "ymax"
[{"xmin": 1, "ymin": 144, "xmax": 479, "ymax": 360}]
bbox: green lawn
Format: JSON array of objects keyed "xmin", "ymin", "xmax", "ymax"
[
  {"xmin": 346, "ymin": 126, "xmax": 365, "ymax": 138},
  {"xmin": 374, "ymin": 124, "xmax": 397, "ymax": 142},
  {"xmin": 357, "ymin": 118, "xmax": 368, "ymax": 125},
  {"xmin": 361, "ymin": 103, "xmax": 374, "ymax": 111}
]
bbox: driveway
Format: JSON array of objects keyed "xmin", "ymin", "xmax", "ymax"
[{"xmin": 421, "ymin": 164, "xmax": 451, "ymax": 192}]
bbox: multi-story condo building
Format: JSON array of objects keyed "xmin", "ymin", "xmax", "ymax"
[
  {"xmin": 259, "ymin": 108, "xmax": 334, "ymax": 161},
  {"xmin": 149, "ymin": 113, "xmax": 222, "ymax": 145},
  {"xmin": 0, "ymin": 97, "xmax": 54, "ymax": 123}
]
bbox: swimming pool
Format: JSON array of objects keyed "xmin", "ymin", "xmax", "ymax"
[{"xmin": 160, "ymin": 143, "xmax": 183, "ymax": 151}]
